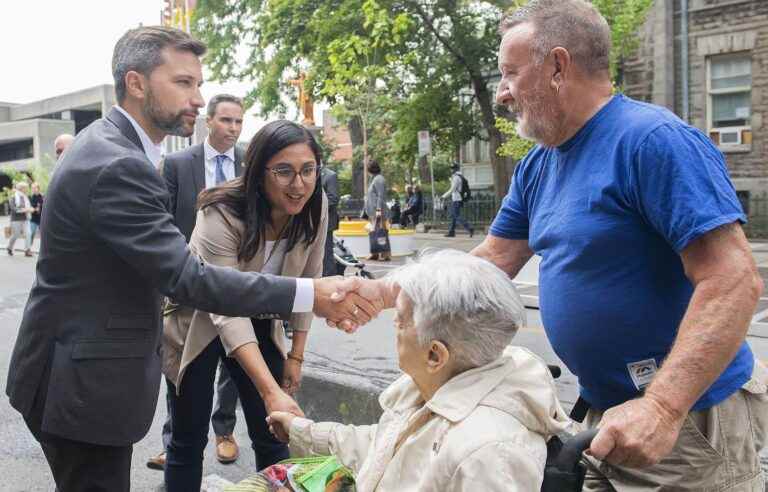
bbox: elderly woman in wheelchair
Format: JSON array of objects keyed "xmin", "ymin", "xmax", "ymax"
[{"xmin": 267, "ymin": 250, "xmax": 572, "ymax": 491}]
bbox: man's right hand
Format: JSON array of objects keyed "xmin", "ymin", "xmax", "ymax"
[{"xmin": 313, "ymin": 276, "xmax": 383, "ymax": 331}]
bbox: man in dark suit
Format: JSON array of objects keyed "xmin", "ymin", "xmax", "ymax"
[
  {"xmin": 5, "ymin": 26, "xmax": 376, "ymax": 492},
  {"xmin": 147, "ymin": 94, "xmax": 246, "ymax": 470},
  {"xmin": 320, "ymin": 166, "xmax": 340, "ymax": 276}
]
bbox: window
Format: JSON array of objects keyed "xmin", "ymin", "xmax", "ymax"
[
  {"xmin": 0, "ymin": 139, "xmax": 33, "ymax": 162},
  {"xmin": 707, "ymin": 53, "xmax": 752, "ymax": 146}
]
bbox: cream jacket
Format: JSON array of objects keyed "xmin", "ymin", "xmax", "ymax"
[
  {"xmin": 162, "ymin": 198, "xmax": 327, "ymax": 388},
  {"xmin": 288, "ymin": 346, "xmax": 573, "ymax": 492}
]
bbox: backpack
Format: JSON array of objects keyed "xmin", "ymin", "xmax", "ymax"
[{"xmin": 458, "ymin": 173, "xmax": 472, "ymax": 202}]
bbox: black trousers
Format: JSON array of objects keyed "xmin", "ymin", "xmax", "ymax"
[
  {"xmin": 23, "ymin": 364, "xmax": 132, "ymax": 491},
  {"xmin": 164, "ymin": 319, "xmax": 288, "ymax": 492}
]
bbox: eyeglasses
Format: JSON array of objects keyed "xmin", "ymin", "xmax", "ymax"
[{"xmin": 267, "ymin": 165, "xmax": 318, "ymax": 187}]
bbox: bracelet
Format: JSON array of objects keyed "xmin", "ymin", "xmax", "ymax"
[{"xmin": 287, "ymin": 352, "xmax": 304, "ymax": 364}]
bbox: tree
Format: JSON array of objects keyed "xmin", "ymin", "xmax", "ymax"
[
  {"xmin": 194, "ymin": 0, "xmax": 489, "ymax": 197},
  {"xmin": 195, "ymin": 0, "xmax": 653, "ymax": 200}
]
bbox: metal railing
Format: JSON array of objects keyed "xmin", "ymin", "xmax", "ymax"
[
  {"xmin": 340, "ymin": 192, "xmax": 768, "ymax": 240},
  {"xmin": 423, "ymin": 196, "xmax": 500, "ymax": 228}
]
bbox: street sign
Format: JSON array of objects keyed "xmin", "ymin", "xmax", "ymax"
[{"xmin": 417, "ymin": 130, "xmax": 431, "ymax": 156}]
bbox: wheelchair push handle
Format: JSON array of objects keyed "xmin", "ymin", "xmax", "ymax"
[{"xmin": 554, "ymin": 428, "xmax": 599, "ymax": 473}]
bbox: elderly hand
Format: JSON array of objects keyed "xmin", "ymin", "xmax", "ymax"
[
  {"xmin": 267, "ymin": 411, "xmax": 299, "ymax": 443},
  {"xmin": 589, "ymin": 395, "xmax": 685, "ymax": 468},
  {"xmin": 264, "ymin": 389, "xmax": 304, "ymax": 423}
]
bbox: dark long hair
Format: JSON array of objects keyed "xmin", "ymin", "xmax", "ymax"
[{"xmin": 197, "ymin": 120, "xmax": 323, "ymax": 263}]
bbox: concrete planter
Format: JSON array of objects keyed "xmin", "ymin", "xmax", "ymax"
[{"xmin": 334, "ymin": 220, "xmax": 416, "ymax": 257}]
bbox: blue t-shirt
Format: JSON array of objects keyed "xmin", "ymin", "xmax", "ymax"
[{"xmin": 490, "ymin": 95, "xmax": 753, "ymax": 411}]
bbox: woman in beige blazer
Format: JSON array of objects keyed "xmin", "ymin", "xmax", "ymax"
[{"xmin": 162, "ymin": 120, "xmax": 328, "ymax": 492}]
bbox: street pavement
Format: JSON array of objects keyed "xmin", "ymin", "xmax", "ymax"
[{"xmin": 0, "ymin": 234, "xmax": 766, "ymax": 489}]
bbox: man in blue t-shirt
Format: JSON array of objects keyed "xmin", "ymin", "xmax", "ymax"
[{"xmin": 471, "ymin": 1, "xmax": 768, "ymax": 490}]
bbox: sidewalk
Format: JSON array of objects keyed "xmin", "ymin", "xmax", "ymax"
[{"xmin": 1, "ymin": 236, "xmax": 39, "ymax": 256}]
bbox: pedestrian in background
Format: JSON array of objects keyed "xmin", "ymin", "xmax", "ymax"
[
  {"xmin": 400, "ymin": 184, "xmax": 424, "ymax": 228},
  {"xmin": 6, "ymin": 181, "xmax": 33, "ymax": 257},
  {"xmin": 321, "ymin": 166, "xmax": 339, "ymax": 276},
  {"xmin": 364, "ymin": 159, "xmax": 390, "ymax": 261},
  {"xmin": 29, "ymin": 183, "xmax": 43, "ymax": 245},
  {"xmin": 53, "ymin": 134, "xmax": 74, "ymax": 161},
  {"xmin": 442, "ymin": 164, "xmax": 474, "ymax": 238},
  {"xmin": 390, "ymin": 194, "xmax": 401, "ymax": 226}
]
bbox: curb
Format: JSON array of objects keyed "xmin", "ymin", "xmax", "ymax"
[{"xmin": 295, "ymin": 371, "xmax": 384, "ymax": 425}]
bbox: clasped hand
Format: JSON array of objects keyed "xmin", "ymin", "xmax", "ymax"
[
  {"xmin": 589, "ymin": 394, "xmax": 685, "ymax": 468},
  {"xmin": 312, "ymin": 276, "xmax": 394, "ymax": 332}
]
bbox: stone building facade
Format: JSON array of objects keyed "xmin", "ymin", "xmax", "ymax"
[{"xmin": 623, "ymin": 0, "xmax": 768, "ymax": 202}]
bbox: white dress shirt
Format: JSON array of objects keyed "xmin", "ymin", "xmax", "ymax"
[
  {"xmin": 203, "ymin": 138, "xmax": 236, "ymax": 189},
  {"xmin": 113, "ymin": 105, "xmax": 164, "ymax": 169}
]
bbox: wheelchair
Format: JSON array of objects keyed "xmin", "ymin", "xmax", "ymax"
[{"xmin": 542, "ymin": 364, "xmax": 597, "ymax": 492}]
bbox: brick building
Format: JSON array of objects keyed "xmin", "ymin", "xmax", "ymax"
[{"xmin": 623, "ymin": 0, "xmax": 768, "ymax": 204}]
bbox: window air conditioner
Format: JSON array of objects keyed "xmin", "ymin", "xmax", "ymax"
[{"xmin": 711, "ymin": 127, "xmax": 747, "ymax": 146}]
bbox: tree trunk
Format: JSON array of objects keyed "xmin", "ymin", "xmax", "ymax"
[
  {"xmin": 347, "ymin": 115, "xmax": 365, "ymax": 198},
  {"xmin": 418, "ymin": 155, "xmax": 431, "ymax": 184},
  {"xmin": 471, "ymin": 74, "xmax": 508, "ymax": 201}
]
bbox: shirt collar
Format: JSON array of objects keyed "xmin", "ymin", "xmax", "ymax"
[
  {"xmin": 204, "ymin": 137, "xmax": 236, "ymax": 162},
  {"xmin": 114, "ymin": 105, "xmax": 164, "ymax": 168}
]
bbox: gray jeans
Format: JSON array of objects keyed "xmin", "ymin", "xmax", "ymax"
[
  {"xmin": 8, "ymin": 220, "xmax": 30, "ymax": 252},
  {"xmin": 583, "ymin": 361, "xmax": 768, "ymax": 491}
]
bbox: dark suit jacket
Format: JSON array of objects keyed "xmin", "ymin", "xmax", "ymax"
[
  {"xmin": 162, "ymin": 143, "xmax": 244, "ymax": 242},
  {"xmin": 6, "ymin": 108, "xmax": 296, "ymax": 447},
  {"xmin": 321, "ymin": 167, "xmax": 339, "ymax": 232}
]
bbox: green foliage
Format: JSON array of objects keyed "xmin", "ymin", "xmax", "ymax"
[
  {"xmin": 495, "ymin": 117, "xmax": 535, "ymax": 160},
  {"xmin": 195, "ymin": 0, "xmax": 652, "ymax": 194},
  {"xmin": 592, "ymin": 0, "xmax": 655, "ymax": 81},
  {"xmin": 0, "ymin": 163, "xmax": 52, "ymax": 205}
]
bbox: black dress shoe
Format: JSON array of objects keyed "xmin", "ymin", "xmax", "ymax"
[
  {"xmin": 6, "ymin": 248, "xmax": 12, "ymax": 256},
  {"xmin": 443, "ymin": 233, "xmax": 455, "ymax": 237},
  {"xmin": 469, "ymin": 228, "xmax": 475, "ymax": 238}
]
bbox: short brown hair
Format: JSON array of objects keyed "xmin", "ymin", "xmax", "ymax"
[
  {"xmin": 207, "ymin": 94, "xmax": 244, "ymax": 118},
  {"xmin": 112, "ymin": 26, "xmax": 207, "ymax": 103},
  {"xmin": 499, "ymin": 0, "xmax": 611, "ymax": 73}
]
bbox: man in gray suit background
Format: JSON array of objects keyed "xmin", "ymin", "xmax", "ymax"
[
  {"xmin": 147, "ymin": 94, "xmax": 246, "ymax": 470},
  {"xmin": 5, "ymin": 26, "xmax": 378, "ymax": 492},
  {"xmin": 320, "ymin": 166, "xmax": 340, "ymax": 276}
]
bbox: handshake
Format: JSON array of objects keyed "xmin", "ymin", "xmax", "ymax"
[{"xmin": 311, "ymin": 276, "xmax": 397, "ymax": 332}]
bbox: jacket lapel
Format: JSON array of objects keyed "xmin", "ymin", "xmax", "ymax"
[
  {"xmin": 191, "ymin": 144, "xmax": 206, "ymax": 193},
  {"xmin": 105, "ymin": 107, "xmax": 145, "ymax": 155}
]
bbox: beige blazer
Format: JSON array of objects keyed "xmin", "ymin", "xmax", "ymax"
[{"xmin": 162, "ymin": 196, "xmax": 328, "ymax": 389}]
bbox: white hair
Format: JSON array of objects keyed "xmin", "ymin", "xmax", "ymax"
[{"xmin": 387, "ymin": 249, "xmax": 526, "ymax": 370}]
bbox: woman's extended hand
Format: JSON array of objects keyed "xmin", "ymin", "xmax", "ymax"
[
  {"xmin": 267, "ymin": 411, "xmax": 298, "ymax": 443},
  {"xmin": 264, "ymin": 389, "xmax": 305, "ymax": 419},
  {"xmin": 282, "ymin": 358, "xmax": 303, "ymax": 395}
]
